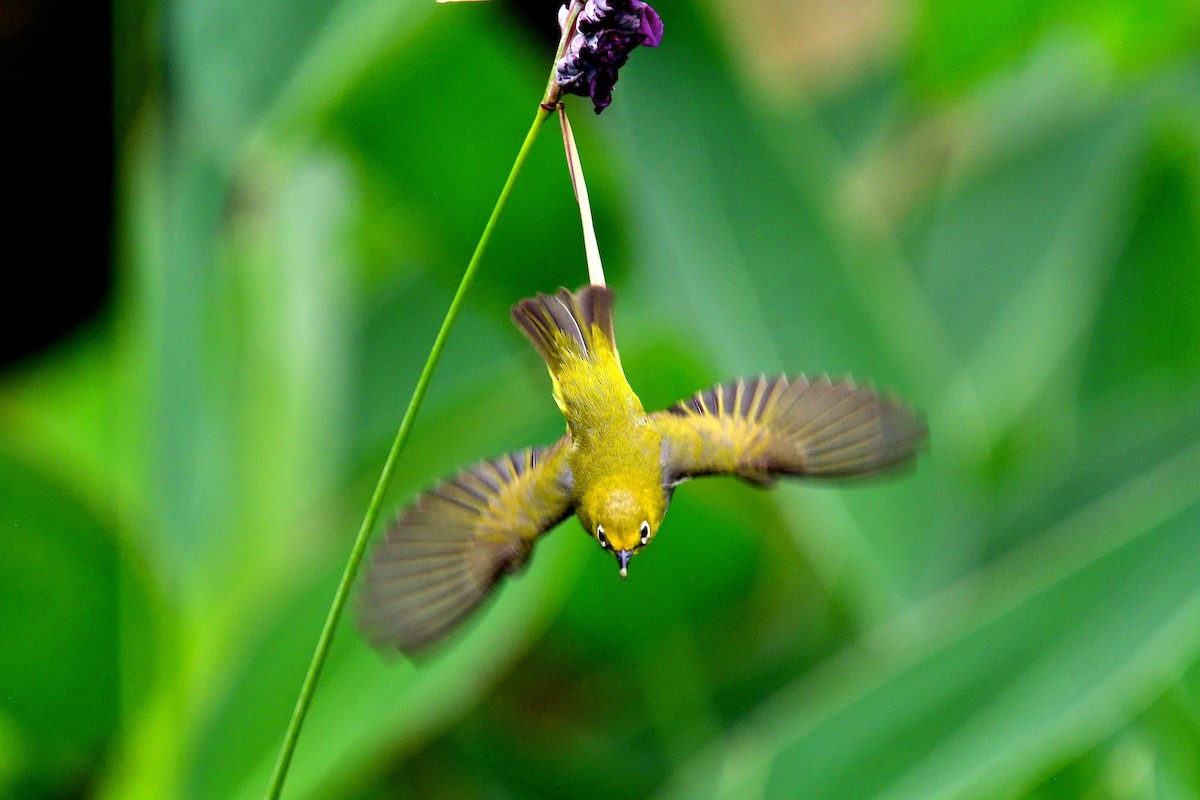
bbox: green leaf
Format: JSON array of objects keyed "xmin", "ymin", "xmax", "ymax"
[
  {"xmin": 327, "ymin": 8, "xmax": 600, "ymax": 304},
  {"xmin": 182, "ymin": 361, "xmax": 585, "ymax": 799},
  {"xmin": 1081, "ymin": 122, "xmax": 1200, "ymax": 398},
  {"xmin": 0, "ymin": 446, "xmax": 157, "ymax": 795},
  {"xmin": 909, "ymin": 0, "xmax": 1061, "ymax": 95},
  {"xmin": 661, "ymin": 441, "xmax": 1200, "ymax": 800}
]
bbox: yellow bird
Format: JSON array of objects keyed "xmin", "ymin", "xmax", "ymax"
[{"xmin": 360, "ymin": 285, "xmax": 925, "ymax": 651}]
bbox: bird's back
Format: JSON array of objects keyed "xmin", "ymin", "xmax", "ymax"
[
  {"xmin": 511, "ymin": 286, "xmax": 644, "ymax": 429},
  {"xmin": 510, "ymin": 285, "xmax": 660, "ymax": 493}
]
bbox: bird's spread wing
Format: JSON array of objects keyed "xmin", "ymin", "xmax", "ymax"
[
  {"xmin": 653, "ymin": 375, "xmax": 925, "ymax": 485},
  {"xmin": 359, "ymin": 439, "xmax": 574, "ymax": 652}
]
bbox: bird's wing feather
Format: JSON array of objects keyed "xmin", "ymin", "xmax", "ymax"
[
  {"xmin": 653, "ymin": 375, "xmax": 925, "ymax": 485},
  {"xmin": 359, "ymin": 438, "xmax": 574, "ymax": 653}
]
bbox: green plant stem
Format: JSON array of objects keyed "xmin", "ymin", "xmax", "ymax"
[{"xmin": 263, "ymin": 103, "xmax": 553, "ymax": 800}]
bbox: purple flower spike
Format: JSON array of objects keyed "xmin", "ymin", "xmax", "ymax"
[{"xmin": 555, "ymin": 0, "xmax": 662, "ymax": 114}]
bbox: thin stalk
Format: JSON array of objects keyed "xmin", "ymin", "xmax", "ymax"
[
  {"xmin": 558, "ymin": 106, "xmax": 605, "ymax": 286},
  {"xmin": 543, "ymin": 1, "xmax": 583, "ymax": 106},
  {"xmin": 263, "ymin": 102, "xmax": 553, "ymax": 800}
]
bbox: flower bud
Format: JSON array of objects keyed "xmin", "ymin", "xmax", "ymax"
[{"xmin": 555, "ymin": 0, "xmax": 662, "ymax": 113}]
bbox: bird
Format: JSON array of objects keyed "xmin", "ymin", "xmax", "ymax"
[{"xmin": 359, "ymin": 285, "xmax": 926, "ymax": 652}]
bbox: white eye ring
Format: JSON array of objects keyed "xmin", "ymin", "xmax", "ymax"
[
  {"xmin": 639, "ymin": 521, "xmax": 651, "ymax": 545},
  {"xmin": 597, "ymin": 524, "xmax": 609, "ymax": 548}
]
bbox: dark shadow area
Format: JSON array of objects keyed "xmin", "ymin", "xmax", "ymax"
[{"xmin": 0, "ymin": 0, "xmax": 113, "ymax": 370}]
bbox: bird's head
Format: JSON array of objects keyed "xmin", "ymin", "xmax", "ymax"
[{"xmin": 578, "ymin": 479, "xmax": 665, "ymax": 579}]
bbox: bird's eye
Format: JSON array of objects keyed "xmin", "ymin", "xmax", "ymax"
[
  {"xmin": 597, "ymin": 525, "xmax": 609, "ymax": 549},
  {"xmin": 639, "ymin": 521, "xmax": 651, "ymax": 546}
]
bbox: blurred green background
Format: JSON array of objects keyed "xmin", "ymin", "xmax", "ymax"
[{"xmin": 3, "ymin": 0, "xmax": 1200, "ymax": 797}]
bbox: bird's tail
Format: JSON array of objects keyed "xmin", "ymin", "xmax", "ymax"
[{"xmin": 510, "ymin": 285, "xmax": 617, "ymax": 374}]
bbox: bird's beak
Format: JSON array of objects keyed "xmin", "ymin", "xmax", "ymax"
[{"xmin": 616, "ymin": 549, "xmax": 632, "ymax": 579}]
